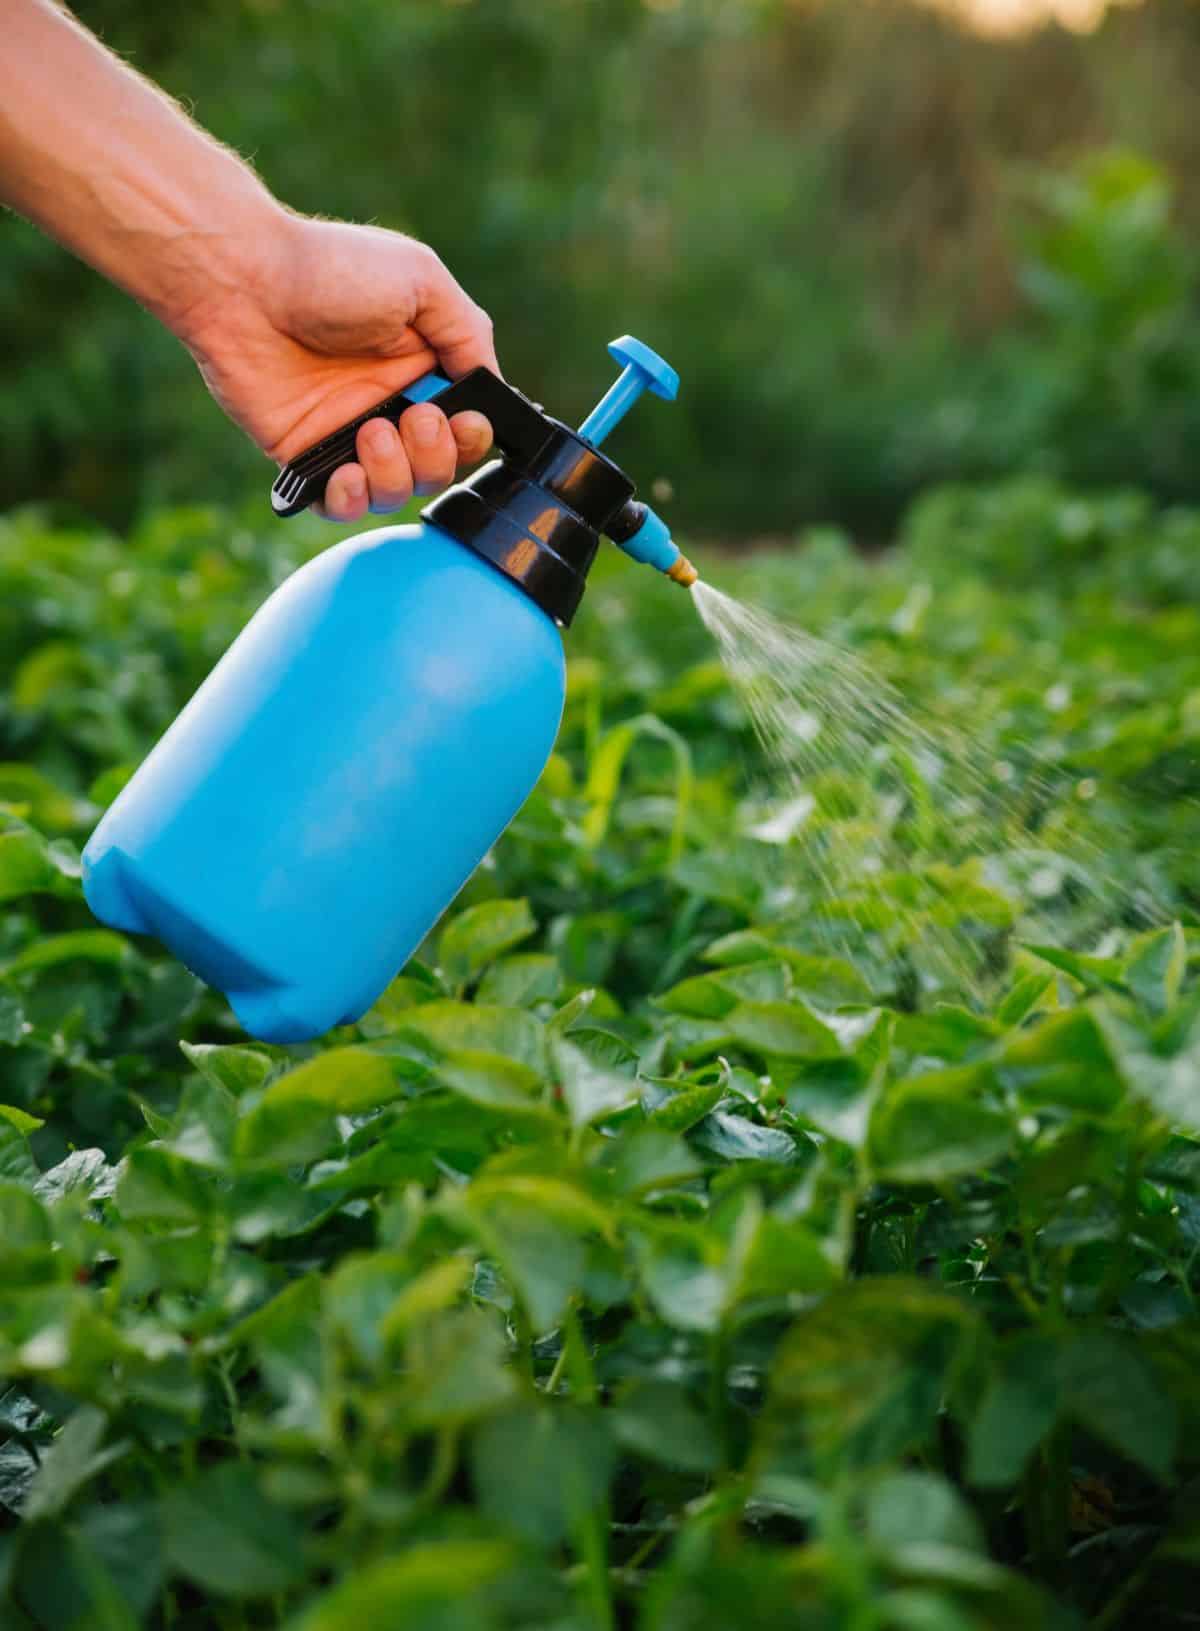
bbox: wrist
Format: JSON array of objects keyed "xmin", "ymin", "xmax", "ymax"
[{"xmin": 155, "ymin": 191, "xmax": 296, "ymax": 350}]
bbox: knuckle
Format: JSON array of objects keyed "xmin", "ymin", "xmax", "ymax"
[{"xmin": 413, "ymin": 241, "xmax": 446, "ymax": 288}]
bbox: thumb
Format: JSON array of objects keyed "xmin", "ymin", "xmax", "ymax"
[{"xmin": 412, "ymin": 248, "xmax": 501, "ymax": 379}]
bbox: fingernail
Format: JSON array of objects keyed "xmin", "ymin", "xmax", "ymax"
[
  {"xmin": 365, "ymin": 421, "xmax": 395, "ymax": 457},
  {"xmin": 459, "ymin": 412, "xmax": 491, "ymax": 448},
  {"xmin": 409, "ymin": 408, "xmax": 441, "ymax": 448},
  {"xmin": 343, "ymin": 470, "xmax": 366, "ymax": 502}
]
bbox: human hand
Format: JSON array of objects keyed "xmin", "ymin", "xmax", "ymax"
[{"xmin": 178, "ymin": 213, "xmax": 498, "ymax": 522}]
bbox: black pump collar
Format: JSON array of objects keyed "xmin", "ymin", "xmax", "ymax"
[
  {"xmin": 419, "ymin": 372, "xmax": 639, "ymax": 627},
  {"xmin": 272, "ymin": 364, "xmax": 647, "ymax": 626}
]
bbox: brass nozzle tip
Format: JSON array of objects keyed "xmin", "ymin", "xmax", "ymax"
[{"xmin": 667, "ymin": 554, "xmax": 699, "ymax": 588}]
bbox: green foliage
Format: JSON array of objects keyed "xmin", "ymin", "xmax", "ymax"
[
  {"xmin": 8, "ymin": 2, "xmax": 1200, "ymax": 536},
  {"xmin": 3, "ymin": 476, "xmax": 1200, "ymax": 1628}
]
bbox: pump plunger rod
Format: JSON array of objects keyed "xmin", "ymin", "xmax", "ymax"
[{"xmin": 579, "ymin": 337, "xmax": 698, "ymax": 589}]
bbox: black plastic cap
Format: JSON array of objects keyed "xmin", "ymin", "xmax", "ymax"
[
  {"xmin": 272, "ymin": 368, "xmax": 639, "ymax": 626},
  {"xmin": 422, "ymin": 417, "xmax": 635, "ymax": 627}
]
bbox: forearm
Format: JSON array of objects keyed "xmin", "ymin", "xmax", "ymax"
[{"xmin": 0, "ymin": 0, "xmax": 286, "ymax": 337}]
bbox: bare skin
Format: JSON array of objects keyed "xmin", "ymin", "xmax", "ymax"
[{"xmin": 0, "ymin": 0, "xmax": 498, "ymax": 521}]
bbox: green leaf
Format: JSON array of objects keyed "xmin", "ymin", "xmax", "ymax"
[
  {"xmin": 23, "ymin": 1407, "xmax": 129, "ymax": 1522},
  {"xmin": 235, "ymin": 1048, "xmax": 399, "ymax": 1166},
  {"xmin": 439, "ymin": 898, "xmax": 537, "ymax": 989},
  {"xmin": 380, "ymin": 1257, "xmax": 473, "ymax": 1342},
  {"xmin": 767, "ymin": 1279, "xmax": 979, "ymax": 1468},
  {"xmin": 613, "ymin": 1380, "xmax": 720, "ymax": 1474},
  {"xmin": 0, "ymin": 1183, "xmax": 50, "ymax": 1251},
  {"xmin": 161, "ymin": 1077, "xmax": 237, "ymax": 1169},
  {"xmin": 727, "ymin": 1210, "xmax": 837, "ymax": 1307},
  {"xmin": 1093, "ymin": 998, "xmax": 1200, "ymax": 1130},
  {"xmin": 471, "ymin": 1402, "xmax": 614, "ymax": 1545},
  {"xmin": 782, "ymin": 1058, "xmax": 874, "ymax": 1147},
  {"xmin": 14, "ymin": 1507, "xmax": 161, "ymax": 1631},
  {"xmin": 0, "ymin": 991, "xmax": 24, "ymax": 1045},
  {"xmin": 777, "ymin": 952, "xmax": 873, "ymax": 1005},
  {"xmin": 995, "ymin": 972, "xmax": 1055, "ymax": 1028},
  {"xmin": 462, "ymin": 1177, "xmax": 609, "ymax": 1332},
  {"xmin": 403, "ymin": 1308, "xmax": 518, "ymax": 1428},
  {"xmin": 257, "ymin": 1047, "xmax": 398, "ymax": 1115},
  {"xmin": 1000, "ymin": 1007, "xmax": 1125, "ymax": 1113},
  {"xmin": 401, "ymin": 1000, "xmax": 545, "ymax": 1073},
  {"xmin": 164, "ymin": 1463, "xmax": 305, "ymax": 1598},
  {"xmin": 325, "ymin": 1252, "xmax": 415, "ymax": 1366},
  {"xmin": 551, "ymin": 1035, "xmax": 639, "ymax": 1126},
  {"xmin": 0, "ymin": 765, "xmax": 80, "ymax": 830},
  {"xmin": 1124, "ymin": 923, "xmax": 1187, "ymax": 1018},
  {"xmin": 0, "ymin": 830, "xmax": 55, "ymax": 901},
  {"xmin": 630, "ymin": 1220, "xmax": 726, "ymax": 1333},
  {"xmin": 582, "ymin": 721, "xmax": 640, "ymax": 849},
  {"xmin": 435, "ymin": 1049, "xmax": 551, "ymax": 1117},
  {"xmin": 657, "ymin": 972, "xmax": 741, "ymax": 1021},
  {"xmin": 692, "ymin": 1109, "xmax": 796, "ymax": 1166},
  {"xmin": 72, "ymin": 1502, "xmax": 165, "ymax": 1622},
  {"xmin": 1059, "ymin": 1330, "xmax": 1176, "ymax": 1482},
  {"xmin": 476, "ymin": 953, "xmax": 561, "ymax": 1008},
  {"xmin": 0, "ymin": 1105, "xmax": 42, "ymax": 1136},
  {"xmin": 1023, "ymin": 942, "xmax": 1125, "ymax": 994},
  {"xmin": 875, "ymin": 1588, "xmax": 981, "ymax": 1631},
  {"xmin": 893, "ymin": 1006, "xmax": 998, "ymax": 1064},
  {"xmin": 234, "ymin": 1096, "xmax": 338, "ymax": 1169},
  {"xmin": 221, "ymin": 1279, "xmax": 328, "ymax": 1444},
  {"xmin": 658, "ymin": 962, "xmax": 789, "ymax": 1020},
  {"xmin": 727, "ymin": 1000, "xmax": 843, "ymax": 1060},
  {"xmin": 870, "ymin": 1069, "xmax": 1012, "ymax": 1184},
  {"xmin": 967, "ymin": 1335, "xmax": 1060, "ymax": 1488},
  {"xmin": 547, "ymin": 986, "xmax": 597, "ymax": 1035},
  {"xmin": 866, "ymin": 1470, "xmax": 984, "ymax": 1555},
  {"xmin": 607, "ymin": 1126, "xmax": 704, "ymax": 1194},
  {"xmin": 646, "ymin": 1078, "xmax": 725, "ymax": 1133},
  {"xmin": 288, "ymin": 1543, "xmax": 513, "ymax": 1631},
  {"xmin": 180, "ymin": 1040, "xmax": 272, "ymax": 1096},
  {"xmin": 5, "ymin": 930, "xmax": 131, "ymax": 973},
  {"xmin": 0, "ymin": 1122, "xmax": 39, "ymax": 1187},
  {"xmin": 115, "ymin": 1146, "xmax": 215, "ymax": 1222},
  {"xmin": 32, "ymin": 1154, "xmax": 113, "ymax": 1206}
]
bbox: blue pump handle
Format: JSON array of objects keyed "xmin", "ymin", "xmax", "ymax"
[{"xmin": 577, "ymin": 336, "xmax": 679, "ymax": 447}]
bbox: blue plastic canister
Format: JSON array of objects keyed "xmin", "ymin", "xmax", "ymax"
[{"xmin": 82, "ymin": 338, "xmax": 693, "ymax": 1042}]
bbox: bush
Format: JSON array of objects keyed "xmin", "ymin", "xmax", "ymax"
[
  {"xmin": 1, "ymin": 476, "xmax": 1200, "ymax": 1625},
  {"xmin": 6, "ymin": 0, "xmax": 1200, "ymax": 536}
]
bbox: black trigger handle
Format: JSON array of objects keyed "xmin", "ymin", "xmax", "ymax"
[{"xmin": 269, "ymin": 368, "xmax": 557, "ymax": 518}]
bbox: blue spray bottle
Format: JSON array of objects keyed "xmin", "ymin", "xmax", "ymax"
[{"xmin": 81, "ymin": 337, "xmax": 697, "ymax": 1042}]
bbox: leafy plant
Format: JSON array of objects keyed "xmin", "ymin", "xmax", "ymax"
[{"xmin": 1, "ymin": 479, "xmax": 1200, "ymax": 1627}]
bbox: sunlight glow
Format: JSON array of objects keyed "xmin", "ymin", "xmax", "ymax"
[{"xmin": 923, "ymin": 0, "xmax": 1142, "ymax": 36}]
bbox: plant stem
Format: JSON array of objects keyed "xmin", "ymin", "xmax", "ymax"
[
  {"xmin": 573, "ymin": 1501, "xmax": 615, "ymax": 1631},
  {"xmin": 513, "ymin": 1304, "xmax": 536, "ymax": 1387},
  {"xmin": 709, "ymin": 1324, "xmax": 733, "ymax": 1473},
  {"xmin": 544, "ymin": 1337, "xmax": 570, "ymax": 1396}
]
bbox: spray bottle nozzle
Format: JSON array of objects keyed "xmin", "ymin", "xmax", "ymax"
[
  {"xmin": 607, "ymin": 498, "xmax": 698, "ymax": 589},
  {"xmin": 580, "ymin": 338, "xmax": 697, "ymax": 589}
]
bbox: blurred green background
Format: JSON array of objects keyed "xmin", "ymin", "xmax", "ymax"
[{"xmin": 4, "ymin": 0, "xmax": 1200, "ymax": 541}]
